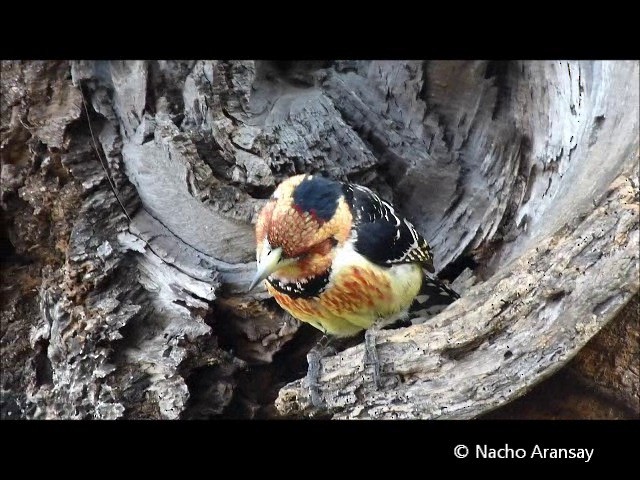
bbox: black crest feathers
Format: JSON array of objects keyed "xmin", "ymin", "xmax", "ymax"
[{"xmin": 292, "ymin": 175, "xmax": 343, "ymax": 222}]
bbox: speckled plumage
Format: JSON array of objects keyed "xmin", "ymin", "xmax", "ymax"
[{"xmin": 253, "ymin": 174, "xmax": 458, "ymax": 337}]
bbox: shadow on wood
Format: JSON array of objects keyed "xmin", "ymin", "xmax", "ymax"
[{"xmin": 1, "ymin": 60, "xmax": 638, "ymax": 419}]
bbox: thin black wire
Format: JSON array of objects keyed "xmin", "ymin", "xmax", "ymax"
[{"xmin": 79, "ymin": 88, "xmax": 131, "ymax": 222}]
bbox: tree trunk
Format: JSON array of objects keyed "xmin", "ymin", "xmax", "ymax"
[{"xmin": 1, "ymin": 60, "xmax": 638, "ymax": 419}]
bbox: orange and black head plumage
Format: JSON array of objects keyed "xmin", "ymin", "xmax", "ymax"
[{"xmin": 252, "ymin": 174, "xmax": 352, "ymax": 287}]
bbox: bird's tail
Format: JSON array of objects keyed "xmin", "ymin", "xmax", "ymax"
[{"xmin": 409, "ymin": 272, "xmax": 460, "ymax": 317}]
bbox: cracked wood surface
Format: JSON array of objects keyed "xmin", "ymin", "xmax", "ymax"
[{"xmin": 1, "ymin": 60, "xmax": 638, "ymax": 419}]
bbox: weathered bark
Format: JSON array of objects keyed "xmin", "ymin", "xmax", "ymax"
[
  {"xmin": 485, "ymin": 296, "xmax": 639, "ymax": 419},
  {"xmin": 1, "ymin": 60, "xmax": 638, "ymax": 419}
]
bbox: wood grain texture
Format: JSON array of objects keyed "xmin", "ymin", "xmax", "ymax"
[
  {"xmin": 1, "ymin": 60, "xmax": 638, "ymax": 419},
  {"xmin": 485, "ymin": 296, "xmax": 639, "ymax": 419}
]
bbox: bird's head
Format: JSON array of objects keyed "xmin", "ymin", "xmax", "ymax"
[{"xmin": 249, "ymin": 174, "xmax": 352, "ymax": 291}]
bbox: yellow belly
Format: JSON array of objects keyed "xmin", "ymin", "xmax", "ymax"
[{"xmin": 268, "ymin": 259, "xmax": 423, "ymax": 337}]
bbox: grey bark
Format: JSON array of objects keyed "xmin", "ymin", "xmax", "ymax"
[{"xmin": 1, "ymin": 60, "xmax": 638, "ymax": 419}]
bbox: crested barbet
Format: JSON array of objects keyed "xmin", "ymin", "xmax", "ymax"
[
  {"xmin": 249, "ymin": 174, "xmax": 459, "ymax": 400},
  {"xmin": 250, "ymin": 173, "xmax": 459, "ymax": 331}
]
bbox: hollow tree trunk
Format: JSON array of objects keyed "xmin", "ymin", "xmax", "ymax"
[{"xmin": 1, "ymin": 60, "xmax": 638, "ymax": 419}]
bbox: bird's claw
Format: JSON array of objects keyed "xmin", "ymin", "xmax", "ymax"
[
  {"xmin": 305, "ymin": 335, "xmax": 335, "ymax": 408},
  {"xmin": 364, "ymin": 327, "xmax": 381, "ymax": 390}
]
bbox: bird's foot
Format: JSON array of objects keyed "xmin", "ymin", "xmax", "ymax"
[
  {"xmin": 306, "ymin": 335, "xmax": 335, "ymax": 408},
  {"xmin": 364, "ymin": 326, "xmax": 382, "ymax": 390}
]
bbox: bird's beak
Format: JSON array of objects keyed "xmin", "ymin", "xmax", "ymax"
[{"xmin": 248, "ymin": 246, "xmax": 284, "ymax": 292}]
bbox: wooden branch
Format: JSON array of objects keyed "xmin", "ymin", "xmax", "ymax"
[
  {"xmin": 3, "ymin": 59, "xmax": 638, "ymax": 419},
  {"xmin": 276, "ymin": 170, "xmax": 639, "ymax": 418}
]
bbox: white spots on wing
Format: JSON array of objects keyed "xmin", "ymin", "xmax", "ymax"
[
  {"xmin": 380, "ymin": 198, "xmax": 401, "ymax": 227},
  {"xmin": 364, "ymin": 185, "xmax": 401, "ymax": 227},
  {"xmin": 404, "ymin": 218, "xmax": 420, "ymax": 244},
  {"xmin": 348, "ymin": 182, "xmax": 433, "ymax": 265},
  {"xmin": 382, "ymin": 218, "xmax": 419, "ymax": 264}
]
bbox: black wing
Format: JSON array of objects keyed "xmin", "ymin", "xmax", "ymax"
[
  {"xmin": 342, "ymin": 183, "xmax": 435, "ymax": 272},
  {"xmin": 409, "ymin": 275, "xmax": 460, "ymax": 317}
]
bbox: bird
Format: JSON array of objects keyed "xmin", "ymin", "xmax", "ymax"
[{"xmin": 249, "ymin": 173, "xmax": 459, "ymax": 405}]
